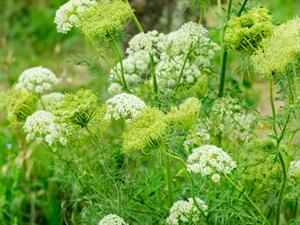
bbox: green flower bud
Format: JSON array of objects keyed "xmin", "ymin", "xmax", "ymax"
[
  {"xmin": 55, "ymin": 89, "xmax": 98, "ymax": 129},
  {"xmin": 123, "ymin": 107, "xmax": 168, "ymax": 153},
  {"xmin": 252, "ymin": 17, "xmax": 300, "ymax": 76},
  {"xmin": 6, "ymin": 89, "xmax": 38, "ymax": 127},
  {"xmin": 77, "ymin": 0, "xmax": 133, "ymax": 45},
  {"xmin": 225, "ymin": 7, "xmax": 273, "ymax": 53},
  {"xmin": 166, "ymin": 97, "xmax": 201, "ymax": 130}
]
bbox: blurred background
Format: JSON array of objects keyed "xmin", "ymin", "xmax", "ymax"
[{"xmin": 0, "ymin": 0, "xmax": 299, "ymax": 224}]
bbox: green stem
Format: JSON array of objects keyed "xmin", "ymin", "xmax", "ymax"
[
  {"xmin": 224, "ymin": 174, "xmax": 269, "ymax": 224},
  {"xmin": 269, "ymin": 74, "xmax": 278, "ymax": 136},
  {"xmin": 162, "ymin": 147, "xmax": 173, "ymax": 207},
  {"xmin": 165, "ymin": 151, "xmax": 207, "ymax": 219},
  {"xmin": 85, "ymin": 126, "xmax": 122, "ymax": 214},
  {"xmin": 276, "ymin": 152, "xmax": 287, "ymax": 225},
  {"xmin": 150, "ymin": 54, "xmax": 158, "ymax": 94},
  {"xmin": 198, "ymin": 0, "xmax": 205, "ymax": 24},
  {"xmin": 237, "ymin": 0, "xmax": 249, "ymax": 16},
  {"xmin": 109, "ymin": 33, "xmax": 131, "ymax": 93},
  {"xmin": 218, "ymin": 0, "xmax": 233, "ymax": 97},
  {"xmin": 131, "ymin": 13, "xmax": 144, "ymax": 33},
  {"xmin": 174, "ymin": 47, "xmax": 195, "ymax": 92}
]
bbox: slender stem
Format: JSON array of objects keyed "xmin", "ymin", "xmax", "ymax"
[
  {"xmin": 165, "ymin": 151, "xmax": 207, "ymax": 219},
  {"xmin": 131, "ymin": 13, "xmax": 144, "ymax": 33},
  {"xmin": 109, "ymin": 33, "xmax": 131, "ymax": 93},
  {"xmin": 150, "ymin": 54, "xmax": 158, "ymax": 94},
  {"xmin": 218, "ymin": 0, "xmax": 233, "ymax": 97},
  {"xmin": 276, "ymin": 152, "xmax": 287, "ymax": 225},
  {"xmin": 237, "ymin": 0, "xmax": 249, "ymax": 16},
  {"xmin": 198, "ymin": 0, "xmax": 205, "ymax": 24},
  {"xmin": 269, "ymin": 74, "xmax": 278, "ymax": 136},
  {"xmin": 85, "ymin": 126, "xmax": 122, "ymax": 214},
  {"xmin": 175, "ymin": 47, "xmax": 195, "ymax": 92},
  {"xmin": 224, "ymin": 174, "xmax": 269, "ymax": 224},
  {"xmin": 292, "ymin": 201, "xmax": 298, "ymax": 220},
  {"xmin": 165, "ymin": 149, "xmax": 173, "ymax": 207},
  {"xmin": 161, "ymin": 146, "xmax": 173, "ymax": 207}
]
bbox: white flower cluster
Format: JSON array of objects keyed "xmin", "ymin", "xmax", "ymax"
[
  {"xmin": 40, "ymin": 92, "xmax": 64, "ymax": 111},
  {"xmin": 187, "ymin": 145, "xmax": 236, "ymax": 183},
  {"xmin": 54, "ymin": 0, "xmax": 96, "ymax": 33},
  {"xmin": 107, "ymin": 22, "xmax": 219, "ymax": 94},
  {"xmin": 15, "ymin": 66, "xmax": 59, "ymax": 94},
  {"xmin": 166, "ymin": 197, "xmax": 208, "ymax": 225},
  {"xmin": 289, "ymin": 160, "xmax": 300, "ymax": 178},
  {"xmin": 159, "ymin": 22, "xmax": 220, "ymax": 58},
  {"xmin": 155, "ymin": 53, "xmax": 201, "ymax": 90},
  {"xmin": 126, "ymin": 30, "xmax": 163, "ymax": 55},
  {"xmin": 98, "ymin": 214, "xmax": 128, "ymax": 225},
  {"xmin": 108, "ymin": 52, "xmax": 151, "ymax": 95},
  {"xmin": 105, "ymin": 93, "xmax": 146, "ymax": 121},
  {"xmin": 24, "ymin": 110, "xmax": 67, "ymax": 146}
]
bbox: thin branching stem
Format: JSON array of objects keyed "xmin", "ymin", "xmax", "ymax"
[
  {"xmin": 218, "ymin": 0, "xmax": 250, "ymax": 97},
  {"xmin": 237, "ymin": 0, "xmax": 249, "ymax": 16},
  {"xmin": 165, "ymin": 151, "xmax": 208, "ymax": 221},
  {"xmin": 218, "ymin": 0, "xmax": 233, "ymax": 97},
  {"xmin": 131, "ymin": 13, "xmax": 144, "ymax": 33},
  {"xmin": 85, "ymin": 126, "xmax": 123, "ymax": 214},
  {"xmin": 109, "ymin": 32, "xmax": 131, "ymax": 93},
  {"xmin": 269, "ymin": 74, "xmax": 278, "ymax": 136},
  {"xmin": 150, "ymin": 54, "xmax": 159, "ymax": 94},
  {"xmin": 224, "ymin": 174, "xmax": 270, "ymax": 224}
]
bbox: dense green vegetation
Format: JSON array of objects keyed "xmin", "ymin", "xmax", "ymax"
[{"xmin": 0, "ymin": 0, "xmax": 300, "ymax": 224}]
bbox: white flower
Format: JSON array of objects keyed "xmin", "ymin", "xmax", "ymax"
[
  {"xmin": 159, "ymin": 22, "xmax": 219, "ymax": 58},
  {"xmin": 98, "ymin": 214, "xmax": 128, "ymax": 225},
  {"xmin": 24, "ymin": 110, "xmax": 67, "ymax": 146},
  {"xmin": 108, "ymin": 83, "xmax": 123, "ymax": 96},
  {"xmin": 15, "ymin": 66, "xmax": 59, "ymax": 94},
  {"xmin": 108, "ymin": 52, "xmax": 151, "ymax": 93},
  {"xmin": 54, "ymin": 0, "xmax": 96, "ymax": 33},
  {"xmin": 289, "ymin": 160, "xmax": 300, "ymax": 178},
  {"xmin": 187, "ymin": 145, "xmax": 236, "ymax": 182},
  {"xmin": 155, "ymin": 53, "xmax": 202, "ymax": 91},
  {"xmin": 105, "ymin": 93, "xmax": 146, "ymax": 121},
  {"xmin": 166, "ymin": 197, "xmax": 208, "ymax": 225},
  {"xmin": 211, "ymin": 174, "xmax": 221, "ymax": 183},
  {"xmin": 126, "ymin": 30, "xmax": 163, "ymax": 55}
]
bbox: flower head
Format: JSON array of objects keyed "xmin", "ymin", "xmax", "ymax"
[
  {"xmin": 187, "ymin": 145, "xmax": 236, "ymax": 182},
  {"xmin": 105, "ymin": 93, "xmax": 146, "ymax": 121},
  {"xmin": 252, "ymin": 17, "xmax": 300, "ymax": 75},
  {"xmin": 155, "ymin": 54, "xmax": 202, "ymax": 91},
  {"xmin": 7, "ymin": 90, "xmax": 38, "ymax": 126},
  {"xmin": 166, "ymin": 197, "xmax": 208, "ymax": 225},
  {"xmin": 54, "ymin": 0, "xmax": 96, "ymax": 33},
  {"xmin": 24, "ymin": 110, "xmax": 67, "ymax": 146},
  {"xmin": 108, "ymin": 52, "xmax": 151, "ymax": 94},
  {"xmin": 126, "ymin": 30, "xmax": 163, "ymax": 55},
  {"xmin": 55, "ymin": 89, "xmax": 98, "ymax": 129},
  {"xmin": 98, "ymin": 214, "xmax": 128, "ymax": 225},
  {"xmin": 15, "ymin": 66, "xmax": 59, "ymax": 94},
  {"xmin": 159, "ymin": 22, "xmax": 219, "ymax": 57},
  {"xmin": 77, "ymin": 0, "xmax": 133, "ymax": 44},
  {"xmin": 122, "ymin": 107, "xmax": 168, "ymax": 153},
  {"xmin": 166, "ymin": 97, "xmax": 201, "ymax": 129},
  {"xmin": 225, "ymin": 7, "xmax": 273, "ymax": 53}
]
